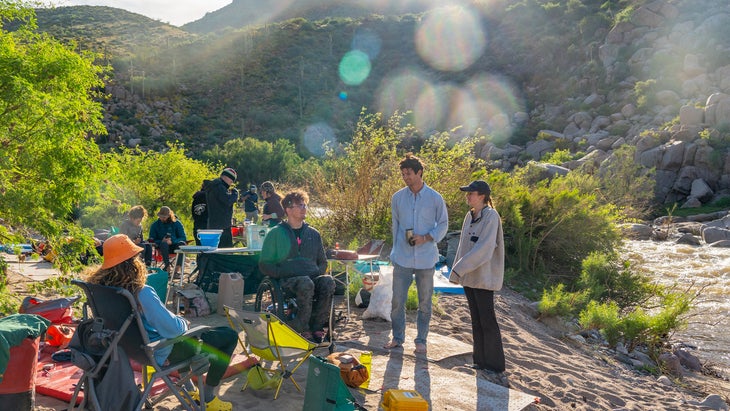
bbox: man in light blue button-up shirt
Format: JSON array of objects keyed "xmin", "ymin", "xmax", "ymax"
[{"xmin": 385, "ymin": 153, "xmax": 448, "ymax": 354}]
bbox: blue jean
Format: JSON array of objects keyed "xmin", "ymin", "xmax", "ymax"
[{"xmin": 390, "ymin": 262, "xmax": 434, "ymax": 345}]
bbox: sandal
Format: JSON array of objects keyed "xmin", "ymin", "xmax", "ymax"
[
  {"xmin": 205, "ymin": 396, "xmax": 233, "ymax": 411},
  {"xmin": 383, "ymin": 340, "xmax": 402, "ymax": 349},
  {"xmin": 414, "ymin": 343, "xmax": 427, "ymax": 353}
]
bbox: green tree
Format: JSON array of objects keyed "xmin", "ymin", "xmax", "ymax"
[
  {"xmin": 79, "ymin": 143, "xmax": 216, "ymax": 235},
  {"xmin": 0, "ymin": 3, "xmax": 106, "ymax": 246},
  {"xmin": 200, "ymin": 137, "xmax": 303, "ymax": 188}
]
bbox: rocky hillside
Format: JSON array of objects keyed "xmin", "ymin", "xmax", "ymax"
[
  {"xmin": 479, "ymin": 0, "xmax": 730, "ymax": 207},
  {"xmin": 29, "ymin": 1, "xmax": 730, "ymax": 208}
]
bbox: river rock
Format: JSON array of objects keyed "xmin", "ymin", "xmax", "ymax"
[
  {"xmin": 702, "ymin": 226, "xmax": 730, "ymax": 243},
  {"xmin": 658, "ymin": 352, "xmax": 684, "ymax": 377},
  {"xmin": 674, "ymin": 348, "xmax": 702, "ymax": 372},
  {"xmin": 676, "ymin": 233, "xmax": 700, "ymax": 246},
  {"xmin": 620, "ymin": 223, "xmax": 653, "ymax": 240}
]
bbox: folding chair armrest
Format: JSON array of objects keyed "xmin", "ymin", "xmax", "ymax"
[{"xmin": 146, "ymin": 325, "xmax": 211, "ymax": 351}]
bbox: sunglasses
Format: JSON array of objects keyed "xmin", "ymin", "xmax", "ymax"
[{"xmin": 287, "ymin": 203, "xmax": 307, "ymax": 210}]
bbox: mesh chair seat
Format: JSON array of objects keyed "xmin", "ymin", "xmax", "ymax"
[{"xmin": 225, "ymin": 307, "xmax": 323, "ymax": 400}]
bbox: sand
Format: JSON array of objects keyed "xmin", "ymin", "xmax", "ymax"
[{"xmin": 4, "ymin": 260, "xmax": 728, "ymax": 411}]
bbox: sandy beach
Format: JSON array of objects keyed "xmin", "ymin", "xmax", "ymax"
[{"xmin": 4, "ymin": 259, "xmax": 728, "ymax": 411}]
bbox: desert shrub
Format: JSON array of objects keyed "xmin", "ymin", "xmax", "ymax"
[
  {"xmin": 541, "ymin": 149, "xmax": 576, "ymax": 165},
  {"xmin": 634, "ymin": 79, "xmax": 658, "ymax": 111},
  {"xmin": 538, "ymin": 283, "xmax": 589, "ymax": 317},
  {"xmin": 488, "ymin": 166, "xmax": 621, "ymax": 285},
  {"xmin": 578, "ymin": 291, "xmax": 691, "ymax": 351},
  {"xmin": 579, "ymin": 300, "xmax": 622, "ymax": 346},
  {"xmin": 596, "ymin": 145, "xmax": 655, "ymax": 220},
  {"xmin": 200, "ymin": 137, "xmax": 303, "ymax": 187},
  {"xmin": 577, "ymin": 251, "xmax": 653, "ymax": 309},
  {"xmin": 308, "ymin": 110, "xmax": 482, "ymax": 247}
]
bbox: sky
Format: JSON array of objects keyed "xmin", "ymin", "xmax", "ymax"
[{"xmin": 55, "ymin": 0, "xmax": 232, "ymax": 26}]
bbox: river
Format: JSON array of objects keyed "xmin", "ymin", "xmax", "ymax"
[{"xmin": 623, "ymin": 239, "xmax": 730, "ymax": 375}]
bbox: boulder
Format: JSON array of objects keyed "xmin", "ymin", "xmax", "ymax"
[
  {"xmin": 676, "ymin": 233, "xmax": 700, "ymax": 246},
  {"xmin": 679, "ymin": 104, "xmax": 704, "ymax": 125},
  {"xmin": 702, "ymin": 226, "xmax": 730, "ymax": 244},
  {"xmin": 690, "ymin": 179, "xmax": 714, "ymax": 203},
  {"xmin": 674, "ymin": 348, "xmax": 702, "ymax": 372}
]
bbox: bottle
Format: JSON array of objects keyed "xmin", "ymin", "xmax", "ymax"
[
  {"xmin": 335, "ymin": 242, "xmax": 340, "ymax": 250},
  {"xmin": 358, "ymin": 351, "xmax": 371, "ymax": 389}
]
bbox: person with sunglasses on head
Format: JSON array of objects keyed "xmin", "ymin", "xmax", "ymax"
[{"xmin": 258, "ymin": 190, "xmax": 335, "ymax": 343}]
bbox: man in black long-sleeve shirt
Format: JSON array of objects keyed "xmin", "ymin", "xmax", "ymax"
[{"xmin": 204, "ymin": 168, "xmax": 239, "ymax": 248}]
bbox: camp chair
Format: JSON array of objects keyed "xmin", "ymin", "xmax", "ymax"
[
  {"xmin": 224, "ymin": 307, "xmax": 322, "ymax": 400},
  {"xmin": 253, "ymin": 276, "xmax": 337, "ymax": 351},
  {"xmin": 303, "ymin": 356, "xmax": 366, "ymax": 411},
  {"xmin": 68, "ymin": 279, "xmax": 211, "ymax": 411}
]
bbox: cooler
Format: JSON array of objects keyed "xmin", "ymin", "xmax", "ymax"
[
  {"xmin": 217, "ymin": 272, "xmax": 244, "ymax": 314},
  {"xmin": 0, "ymin": 337, "xmax": 40, "ymax": 410},
  {"xmin": 381, "ymin": 389, "xmax": 429, "ymax": 411},
  {"xmin": 246, "ymin": 225, "xmax": 269, "ymax": 249}
]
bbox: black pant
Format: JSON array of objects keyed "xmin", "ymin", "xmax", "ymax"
[
  {"xmin": 167, "ymin": 326, "xmax": 238, "ymax": 387},
  {"xmin": 217, "ymin": 227, "xmax": 233, "ymax": 249},
  {"xmin": 158, "ymin": 242, "xmax": 183, "ymax": 269},
  {"xmin": 464, "ymin": 287, "xmax": 505, "ymax": 372}
]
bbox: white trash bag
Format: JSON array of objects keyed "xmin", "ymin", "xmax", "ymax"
[{"xmin": 362, "ymin": 265, "xmax": 393, "ymax": 322}]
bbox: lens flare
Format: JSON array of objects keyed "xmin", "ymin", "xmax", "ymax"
[
  {"xmin": 465, "ymin": 73, "xmax": 525, "ymax": 142},
  {"xmin": 339, "ymin": 50, "xmax": 372, "ymax": 86},
  {"xmin": 415, "ymin": 5, "xmax": 487, "ymax": 72},
  {"xmin": 303, "ymin": 122, "xmax": 336, "ymax": 157},
  {"xmin": 352, "ymin": 28, "xmax": 382, "ymax": 60},
  {"xmin": 375, "ymin": 67, "xmax": 432, "ymax": 118}
]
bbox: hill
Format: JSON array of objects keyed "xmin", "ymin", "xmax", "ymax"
[
  {"xmin": 32, "ymin": 6, "xmax": 193, "ymax": 58},
  {"xmin": 25, "ymin": 1, "xmax": 730, "ymax": 206}
]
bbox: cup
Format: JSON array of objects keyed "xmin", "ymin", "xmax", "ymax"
[{"xmin": 405, "ymin": 229, "xmax": 415, "ymax": 246}]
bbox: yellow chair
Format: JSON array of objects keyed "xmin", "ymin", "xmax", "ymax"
[{"xmin": 224, "ymin": 307, "xmax": 319, "ymax": 400}]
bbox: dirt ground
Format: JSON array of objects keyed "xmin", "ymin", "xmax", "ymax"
[{"xmin": 4, "ymin": 257, "xmax": 730, "ymax": 410}]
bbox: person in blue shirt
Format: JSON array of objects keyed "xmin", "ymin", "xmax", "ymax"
[
  {"xmin": 148, "ymin": 206, "xmax": 187, "ymax": 272},
  {"xmin": 385, "ymin": 153, "xmax": 448, "ymax": 354},
  {"xmin": 241, "ymin": 184, "xmax": 259, "ymax": 224},
  {"xmin": 86, "ymin": 234, "xmax": 236, "ymax": 411}
]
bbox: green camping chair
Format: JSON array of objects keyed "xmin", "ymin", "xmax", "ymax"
[{"xmin": 303, "ymin": 356, "xmax": 365, "ymax": 411}]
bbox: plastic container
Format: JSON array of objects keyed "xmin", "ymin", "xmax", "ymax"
[
  {"xmin": 217, "ymin": 272, "xmax": 244, "ymax": 315},
  {"xmin": 246, "ymin": 225, "xmax": 269, "ymax": 249},
  {"xmin": 197, "ymin": 229, "xmax": 223, "ymax": 248},
  {"xmin": 381, "ymin": 389, "xmax": 429, "ymax": 411},
  {"xmin": 358, "ymin": 351, "xmax": 371, "ymax": 389},
  {"xmin": 0, "ymin": 337, "xmax": 40, "ymax": 410}
]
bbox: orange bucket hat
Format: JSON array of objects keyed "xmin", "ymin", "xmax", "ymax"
[{"xmin": 101, "ymin": 234, "xmax": 143, "ymax": 269}]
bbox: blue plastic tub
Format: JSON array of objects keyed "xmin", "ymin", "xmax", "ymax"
[{"xmin": 197, "ymin": 229, "xmax": 222, "ymax": 248}]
